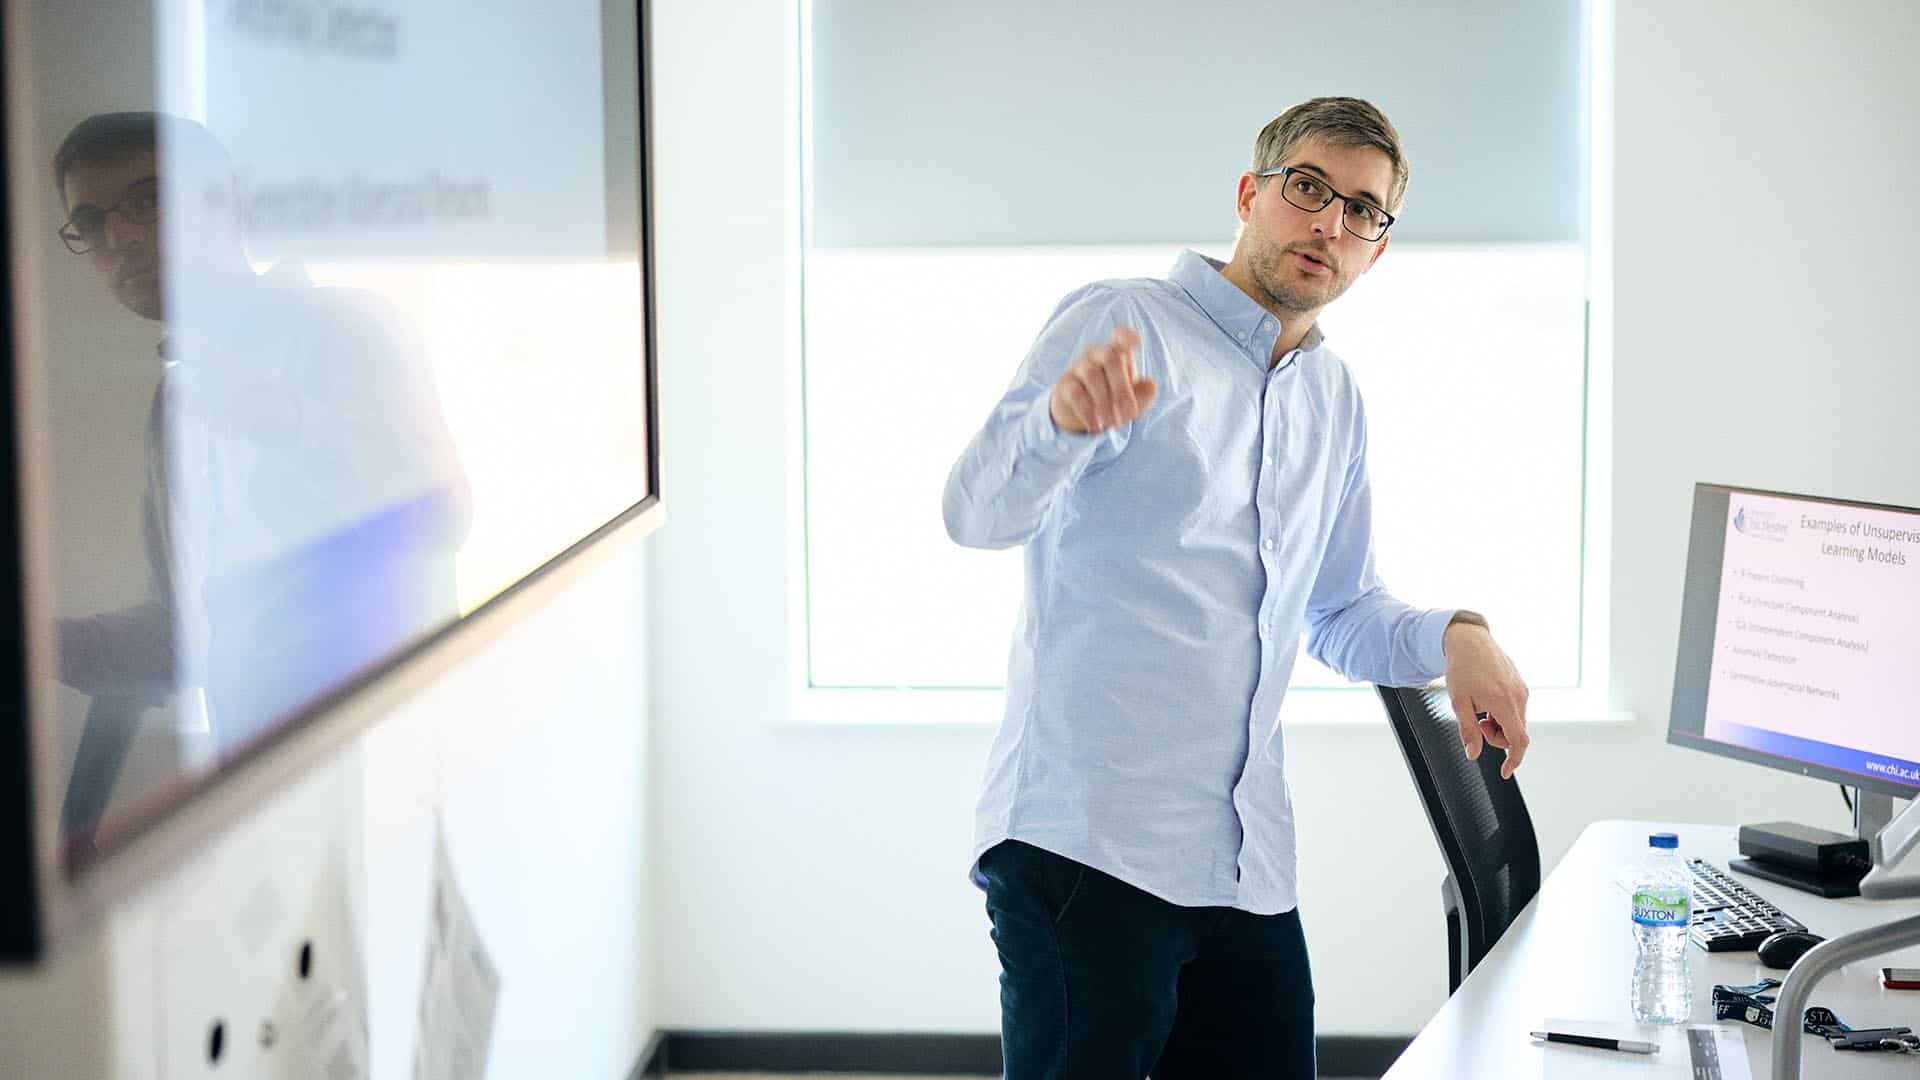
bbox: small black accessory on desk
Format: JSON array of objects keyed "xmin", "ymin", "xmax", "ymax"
[
  {"xmin": 1883, "ymin": 967, "xmax": 1920, "ymax": 990},
  {"xmin": 1756, "ymin": 929, "xmax": 1826, "ymax": 969},
  {"xmin": 1711, "ymin": 979, "xmax": 1850, "ymax": 1038},
  {"xmin": 1830, "ymin": 1028, "xmax": 1920, "ymax": 1053},
  {"xmin": 1714, "ymin": 979, "xmax": 1920, "ymax": 1052},
  {"xmin": 1731, "ymin": 821, "xmax": 1871, "ymax": 897}
]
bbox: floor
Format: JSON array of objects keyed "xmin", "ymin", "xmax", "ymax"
[{"xmin": 681, "ymin": 1075, "xmax": 1377, "ymax": 1079}]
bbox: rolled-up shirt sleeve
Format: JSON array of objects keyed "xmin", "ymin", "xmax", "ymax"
[
  {"xmin": 1303, "ymin": 398, "xmax": 1455, "ymax": 686},
  {"xmin": 57, "ymin": 604, "xmax": 176, "ymax": 701},
  {"xmin": 942, "ymin": 286, "xmax": 1140, "ymax": 550}
]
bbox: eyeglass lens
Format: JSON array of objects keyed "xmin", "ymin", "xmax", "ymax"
[
  {"xmin": 62, "ymin": 183, "xmax": 161, "ymax": 252},
  {"xmin": 1276, "ymin": 172, "xmax": 1388, "ymax": 240}
]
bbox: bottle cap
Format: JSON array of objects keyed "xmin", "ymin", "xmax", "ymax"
[{"xmin": 1649, "ymin": 832, "xmax": 1679, "ymax": 849}]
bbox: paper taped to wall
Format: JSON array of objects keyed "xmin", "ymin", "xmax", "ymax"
[{"xmin": 412, "ymin": 816, "xmax": 500, "ymax": 1080}]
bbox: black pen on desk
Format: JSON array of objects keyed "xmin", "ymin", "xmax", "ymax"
[{"xmin": 1529, "ymin": 1030, "xmax": 1659, "ymax": 1054}]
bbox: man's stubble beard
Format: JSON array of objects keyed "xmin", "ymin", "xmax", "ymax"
[
  {"xmin": 1245, "ymin": 226, "xmax": 1352, "ymax": 318},
  {"xmin": 117, "ymin": 281, "xmax": 165, "ymax": 322}
]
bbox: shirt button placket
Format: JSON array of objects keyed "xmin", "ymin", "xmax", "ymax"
[{"xmin": 1258, "ymin": 399, "xmax": 1276, "ymax": 656}]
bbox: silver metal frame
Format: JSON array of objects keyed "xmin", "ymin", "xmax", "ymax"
[
  {"xmin": 1770, "ymin": 797, "xmax": 1920, "ymax": 1079},
  {"xmin": 1855, "ymin": 790, "xmax": 1896, "ymax": 849},
  {"xmin": 1869, "ymin": 794, "xmax": 1920, "ymax": 871}
]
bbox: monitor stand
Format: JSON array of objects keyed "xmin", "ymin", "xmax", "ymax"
[
  {"xmin": 1857, "ymin": 789, "xmax": 1899, "ymax": 844},
  {"xmin": 1729, "ymin": 791, "xmax": 1893, "ymax": 898}
]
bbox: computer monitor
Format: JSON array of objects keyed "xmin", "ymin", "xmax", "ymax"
[{"xmin": 1669, "ymin": 482, "xmax": 1920, "ymax": 801}]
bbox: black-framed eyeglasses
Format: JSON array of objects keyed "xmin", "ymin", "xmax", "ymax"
[
  {"xmin": 1256, "ymin": 166, "xmax": 1395, "ymax": 242},
  {"xmin": 58, "ymin": 180, "xmax": 161, "ymax": 255}
]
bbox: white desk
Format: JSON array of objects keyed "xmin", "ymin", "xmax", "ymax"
[{"xmin": 1384, "ymin": 820, "xmax": 1920, "ymax": 1078}]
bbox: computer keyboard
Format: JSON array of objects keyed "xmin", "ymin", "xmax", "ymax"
[{"xmin": 1687, "ymin": 858, "xmax": 1809, "ymax": 952}]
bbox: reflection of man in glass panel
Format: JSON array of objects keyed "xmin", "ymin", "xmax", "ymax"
[
  {"xmin": 52, "ymin": 112, "xmax": 469, "ymax": 833},
  {"xmin": 944, "ymin": 98, "xmax": 1533, "ymax": 1077}
]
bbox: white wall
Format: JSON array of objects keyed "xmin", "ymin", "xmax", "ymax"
[
  {"xmin": 0, "ymin": 544, "xmax": 656, "ymax": 1076},
  {"xmin": 653, "ymin": 0, "xmax": 1916, "ymax": 1038}
]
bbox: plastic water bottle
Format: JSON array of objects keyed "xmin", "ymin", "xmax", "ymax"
[{"xmin": 1629, "ymin": 832, "xmax": 1693, "ymax": 1023}]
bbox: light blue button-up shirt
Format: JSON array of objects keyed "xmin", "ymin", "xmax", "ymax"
[{"xmin": 944, "ymin": 250, "xmax": 1456, "ymax": 915}]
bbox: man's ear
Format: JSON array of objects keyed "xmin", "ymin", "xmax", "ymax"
[
  {"xmin": 1364, "ymin": 231, "xmax": 1390, "ymax": 272},
  {"xmin": 1235, "ymin": 172, "xmax": 1259, "ymax": 224}
]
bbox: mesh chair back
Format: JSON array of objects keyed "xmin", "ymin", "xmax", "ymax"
[{"xmin": 1376, "ymin": 684, "xmax": 1541, "ymax": 989}]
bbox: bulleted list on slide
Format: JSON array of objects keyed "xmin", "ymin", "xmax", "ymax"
[{"xmin": 1703, "ymin": 492, "xmax": 1920, "ymax": 782}]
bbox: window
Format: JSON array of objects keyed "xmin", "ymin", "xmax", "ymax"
[{"xmin": 798, "ymin": 1, "xmax": 1610, "ymax": 718}]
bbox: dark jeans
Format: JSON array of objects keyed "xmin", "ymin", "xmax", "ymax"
[{"xmin": 980, "ymin": 839, "xmax": 1316, "ymax": 1080}]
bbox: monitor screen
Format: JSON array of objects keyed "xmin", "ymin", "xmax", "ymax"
[
  {"xmin": 3, "ymin": 0, "xmax": 657, "ymax": 953},
  {"xmin": 1669, "ymin": 483, "xmax": 1920, "ymax": 797}
]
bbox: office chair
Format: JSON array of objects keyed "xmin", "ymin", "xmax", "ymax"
[
  {"xmin": 1375, "ymin": 684, "xmax": 1540, "ymax": 994},
  {"xmin": 59, "ymin": 694, "xmax": 144, "ymax": 835}
]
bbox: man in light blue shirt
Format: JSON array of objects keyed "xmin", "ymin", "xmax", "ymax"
[{"xmin": 943, "ymin": 97, "xmax": 1532, "ymax": 1078}]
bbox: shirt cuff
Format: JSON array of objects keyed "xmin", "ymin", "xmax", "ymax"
[
  {"xmin": 1418, "ymin": 608, "xmax": 1458, "ymax": 681},
  {"xmin": 1018, "ymin": 392, "xmax": 1102, "ymax": 463}
]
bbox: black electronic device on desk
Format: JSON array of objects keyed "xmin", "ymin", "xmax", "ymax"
[
  {"xmin": 1755, "ymin": 929, "xmax": 1825, "ymax": 969},
  {"xmin": 1688, "ymin": 858, "xmax": 1812, "ymax": 952},
  {"xmin": 1730, "ymin": 821, "xmax": 1872, "ymax": 898}
]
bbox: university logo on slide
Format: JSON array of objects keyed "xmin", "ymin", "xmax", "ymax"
[{"xmin": 1733, "ymin": 507, "xmax": 1788, "ymax": 542}]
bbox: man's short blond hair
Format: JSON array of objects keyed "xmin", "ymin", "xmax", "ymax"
[{"xmin": 1251, "ymin": 97, "xmax": 1408, "ymax": 212}]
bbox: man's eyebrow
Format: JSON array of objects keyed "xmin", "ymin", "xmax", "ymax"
[
  {"xmin": 67, "ymin": 174, "xmax": 160, "ymax": 214},
  {"xmin": 1289, "ymin": 161, "xmax": 1384, "ymax": 207}
]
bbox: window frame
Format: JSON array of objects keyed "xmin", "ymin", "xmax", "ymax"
[{"xmin": 784, "ymin": 0, "xmax": 1624, "ymax": 729}]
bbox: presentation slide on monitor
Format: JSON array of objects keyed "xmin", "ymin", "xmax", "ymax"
[{"xmin": 1702, "ymin": 491, "xmax": 1920, "ymax": 785}]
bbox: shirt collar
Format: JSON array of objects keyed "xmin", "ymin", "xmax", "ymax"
[
  {"xmin": 153, "ymin": 260, "xmax": 316, "ymax": 361},
  {"xmin": 1169, "ymin": 249, "xmax": 1324, "ymax": 366}
]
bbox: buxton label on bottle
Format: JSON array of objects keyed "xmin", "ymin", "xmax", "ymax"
[{"xmin": 1632, "ymin": 889, "xmax": 1691, "ymax": 927}]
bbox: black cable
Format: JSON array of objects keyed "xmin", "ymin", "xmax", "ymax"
[{"xmin": 1841, "ymin": 784, "xmax": 1855, "ymax": 815}]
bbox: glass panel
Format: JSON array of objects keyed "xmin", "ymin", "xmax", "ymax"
[
  {"xmin": 24, "ymin": 0, "xmax": 651, "ymax": 861},
  {"xmin": 803, "ymin": 244, "xmax": 1583, "ymax": 689},
  {"xmin": 811, "ymin": 0, "xmax": 1585, "ymax": 245}
]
